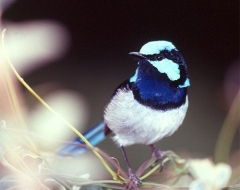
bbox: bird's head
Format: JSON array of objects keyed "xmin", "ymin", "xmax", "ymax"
[{"xmin": 129, "ymin": 41, "xmax": 190, "ymax": 88}]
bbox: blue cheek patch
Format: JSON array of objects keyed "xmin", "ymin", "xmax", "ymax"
[
  {"xmin": 130, "ymin": 68, "xmax": 138, "ymax": 82},
  {"xmin": 150, "ymin": 59, "xmax": 180, "ymax": 81},
  {"xmin": 178, "ymin": 78, "xmax": 190, "ymax": 88}
]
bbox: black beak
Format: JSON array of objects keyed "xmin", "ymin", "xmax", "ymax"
[{"xmin": 129, "ymin": 52, "xmax": 147, "ymax": 59}]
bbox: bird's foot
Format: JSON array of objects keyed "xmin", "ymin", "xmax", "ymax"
[
  {"xmin": 150, "ymin": 145, "xmax": 170, "ymax": 172},
  {"xmin": 126, "ymin": 168, "xmax": 142, "ymax": 188}
]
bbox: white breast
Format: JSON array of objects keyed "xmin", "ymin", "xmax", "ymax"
[{"xmin": 104, "ymin": 89, "xmax": 188, "ymax": 147}]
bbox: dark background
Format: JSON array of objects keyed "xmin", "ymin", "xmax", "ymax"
[{"xmin": 3, "ymin": 1, "xmax": 239, "ymax": 167}]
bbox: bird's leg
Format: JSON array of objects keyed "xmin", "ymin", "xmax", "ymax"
[
  {"xmin": 120, "ymin": 146, "xmax": 142, "ymax": 186},
  {"xmin": 149, "ymin": 144, "xmax": 168, "ymax": 172}
]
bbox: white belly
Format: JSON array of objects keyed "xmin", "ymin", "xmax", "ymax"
[{"xmin": 104, "ymin": 89, "xmax": 188, "ymax": 147}]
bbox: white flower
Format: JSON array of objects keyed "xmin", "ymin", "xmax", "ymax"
[{"xmin": 188, "ymin": 158, "xmax": 232, "ymax": 190}]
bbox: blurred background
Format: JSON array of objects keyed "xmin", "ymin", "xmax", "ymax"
[{"xmin": 2, "ymin": 0, "xmax": 239, "ymax": 171}]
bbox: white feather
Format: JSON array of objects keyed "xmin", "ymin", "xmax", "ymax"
[{"xmin": 104, "ymin": 89, "xmax": 188, "ymax": 147}]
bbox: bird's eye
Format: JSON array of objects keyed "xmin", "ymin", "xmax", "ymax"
[{"xmin": 155, "ymin": 54, "xmax": 164, "ymax": 61}]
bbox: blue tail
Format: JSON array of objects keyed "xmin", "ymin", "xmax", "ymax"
[{"xmin": 58, "ymin": 121, "xmax": 106, "ymax": 156}]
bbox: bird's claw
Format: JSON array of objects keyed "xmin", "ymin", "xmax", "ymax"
[
  {"xmin": 126, "ymin": 168, "xmax": 142, "ymax": 188},
  {"xmin": 150, "ymin": 145, "xmax": 169, "ymax": 172},
  {"xmin": 153, "ymin": 149, "xmax": 164, "ymax": 171}
]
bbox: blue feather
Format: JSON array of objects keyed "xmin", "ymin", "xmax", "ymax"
[{"xmin": 58, "ymin": 121, "xmax": 106, "ymax": 156}]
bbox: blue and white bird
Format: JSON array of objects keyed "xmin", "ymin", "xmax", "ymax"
[{"xmin": 59, "ymin": 40, "xmax": 190, "ymax": 185}]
